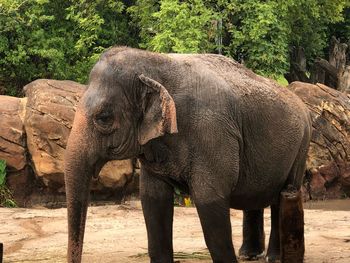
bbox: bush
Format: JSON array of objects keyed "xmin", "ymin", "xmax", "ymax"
[
  {"xmin": 0, "ymin": 0, "xmax": 136, "ymax": 95},
  {"xmin": 0, "ymin": 160, "xmax": 17, "ymax": 208}
]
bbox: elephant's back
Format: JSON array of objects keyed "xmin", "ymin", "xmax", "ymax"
[
  {"xmin": 169, "ymin": 53, "xmax": 300, "ymax": 102},
  {"xmin": 168, "ymin": 53, "xmax": 310, "ymax": 128},
  {"xmin": 168, "ymin": 53, "xmax": 280, "ymax": 94}
]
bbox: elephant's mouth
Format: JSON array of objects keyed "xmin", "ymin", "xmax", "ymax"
[
  {"xmin": 93, "ymin": 160, "xmax": 106, "ymax": 179},
  {"xmin": 107, "ymin": 145, "xmax": 138, "ymax": 161},
  {"xmin": 108, "ymin": 146, "xmax": 124, "ymax": 159}
]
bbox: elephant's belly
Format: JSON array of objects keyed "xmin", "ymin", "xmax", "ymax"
[
  {"xmin": 229, "ymin": 192, "xmax": 279, "ymax": 210},
  {"xmin": 229, "ymin": 172, "xmax": 287, "ymax": 210},
  {"xmin": 229, "ymin": 143, "xmax": 298, "ymax": 210}
]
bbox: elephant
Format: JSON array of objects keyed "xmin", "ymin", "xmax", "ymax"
[{"xmin": 64, "ymin": 47, "xmax": 312, "ymax": 263}]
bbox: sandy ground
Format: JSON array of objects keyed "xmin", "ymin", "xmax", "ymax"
[{"xmin": 0, "ymin": 200, "xmax": 349, "ymax": 263}]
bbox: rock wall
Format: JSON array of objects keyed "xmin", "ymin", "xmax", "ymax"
[
  {"xmin": 0, "ymin": 96, "xmax": 33, "ymax": 205},
  {"xmin": 1, "ymin": 80, "xmax": 139, "ymax": 207},
  {"xmin": 288, "ymin": 82, "xmax": 350, "ymax": 199},
  {"xmin": 0, "ymin": 79, "xmax": 349, "ymax": 206},
  {"xmin": 24, "ymin": 80, "xmax": 83, "ymax": 189},
  {"xmin": 0, "ymin": 96, "xmax": 27, "ymax": 171}
]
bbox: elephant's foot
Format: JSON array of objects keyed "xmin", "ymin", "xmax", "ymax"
[
  {"xmin": 150, "ymin": 257, "xmax": 173, "ymax": 263},
  {"xmin": 265, "ymin": 250, "xmax": 280, "ymax": 262},
  {"xmin": 266, "ymin": 238, "xmax": 280, "ymax": 263},
  {"xmin": 239, "ymin": 245, "xmax": 264, "ymax": 261}
]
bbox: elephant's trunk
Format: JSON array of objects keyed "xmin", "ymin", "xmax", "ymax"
[
  {"xmin": 65, "ymin": 160, "xmax": 91, "ymax": 263},
  {"xmin": 64, "ymin": 110, "xmax": 94, "ymax": 263}
]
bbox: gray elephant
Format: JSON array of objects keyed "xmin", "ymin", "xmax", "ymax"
[{"xmin": 64, "ymin": 47, "xmax": 311, "ymax": 263}]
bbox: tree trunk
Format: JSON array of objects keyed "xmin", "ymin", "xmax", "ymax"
[
  {"xmin": 313, "ymin": 58, "xmax": 338, "ymax": 88},
  {"xmin": 287, "ymin": 36, "xmax": 349, "ymax": 93},
  {"xmin": 310, "ymin": 62, "xmax": 325, "ymax": 84},
  {"xmin": 285, "ymin": 46, "xmax": 310, "ymax": 83},
  {"xmin": 338, "ymin": 65, "xmax": 350, "ymax": 93},
  {"xmin": 329, "ymin": 36, "xmax": 347, "ymax": 72}
]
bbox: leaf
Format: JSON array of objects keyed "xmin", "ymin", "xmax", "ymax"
[
  {"xmin": 174, "ymin": 187, "xmax": 181, "ymax": 195},
  {"xmin": 0, "ymin": 160, "xmax": 6, "ymax": 186}
]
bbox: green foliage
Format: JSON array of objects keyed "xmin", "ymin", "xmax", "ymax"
[
  {"xmin": 219, "ymin": 0, "xmax": 348, "ymax": 77},
  {"xmin": 0, "ymin": 160, "xmax": 6, "ymax": 186},
  {"xmin": 174, "ymin": 187, "xmax": 192, "ymax": 207},
  {"xmin": 0, "ymin": 0, "xmax": 349, "ymax": 92},
  {"xmin": 275, "ymin": 76, "xmax": 289, "ymax": 87},
  {"xmin": 128, "ymin": 0, "xmax": 159, "ymax": 49},
  {"xmin": 128, "ymin": 0, "xmax": 349, "ymax": 77},
  {"xmin": 129, "ymin": 0, "xmax": 215, "ymax": 53},
  {"xmin": 0, "ymin": 0, "xmax": 136, "ymax": 95},
  {"xmin": 329, "ymin": 5, "xmax": 350, "ymax": 43},
  {"xmin": 221, "ymin": 0, "xmax": 290, "ymax": 78},
  {"xmin": 286, "ymin": 0, "xmax": 349, "ymax": 65},
  {"xmin": 1, "ymin": 0, "xmax": 69, "ymax": 93},
  {"xmin": 65, "ymin": 0, "xmax": 137, "ymax": 82},
  {"xmin": 0, "ymin": 160, "xmax": 17, "ymax": 207}
]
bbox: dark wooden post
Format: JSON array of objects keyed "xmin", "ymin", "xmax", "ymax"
[
  {"xmin": 279, "ymin": 189, "xmax": 305, "ymax": 263},
  {"xmin": 0, "ymin": 242, "xmax": 3, "ymax": 263}
]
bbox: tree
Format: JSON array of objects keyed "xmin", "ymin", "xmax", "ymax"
[
  {"xmin": 284, "ymin": 3, "xmax": 350, "ymax": 89},
  {"xmin": 129, "ymin": 0, "xmax": 215, "ymax": 53},
  {"xmin": 0, "ymin": 0, "xmax": 349, "ymax": 94},
  {"xmin": 286, "ymin": 0, "xmax": 348, "ymax": 66},
  {"xmin": 0, "ymin": 0, "xmax": 67, "ymax": 94},
  {"xmin": 0, "ymin": 0, "xmax": 135, "ymax": 95},
  {"xmin": 219, "ymin": 0, "xmax": 290, "ymax": 78},
  {"xmin": 216, "ymin": 0, "xmax": 349, "ymax": 79}
]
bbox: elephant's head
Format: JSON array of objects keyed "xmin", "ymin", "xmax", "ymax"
[{"xmin": 64, "ymin": 48, "xmax": 177, "ymax": 262}]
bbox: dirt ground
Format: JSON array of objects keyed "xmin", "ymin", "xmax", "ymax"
[{"xmin": 1, "ymin": 200, "xmax": 349, "ymax": 263}]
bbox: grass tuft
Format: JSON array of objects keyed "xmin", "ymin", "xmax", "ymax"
[{"xmin": 0, "ymin": 160, "xmax": 17, "ymax": 208}]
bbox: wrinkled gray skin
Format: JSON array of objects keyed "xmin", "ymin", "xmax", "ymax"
[{"xmin": 65, "ymin": 47, "xmax": 312, "ymax": 263}]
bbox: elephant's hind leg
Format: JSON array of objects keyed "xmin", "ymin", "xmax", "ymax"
[
  {"xmin": 239, "ymin": 209, "xmax": 265, "ymax": 260},
  {"xmin": 266, "ymin": 203, "xmax": 280, "ymax": 262}
]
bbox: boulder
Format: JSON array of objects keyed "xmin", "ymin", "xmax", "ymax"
[
  {"xmin": 0, "ymin": 96, "xmax": 27, "ymax": 171},
  {"xmin": 0, "ymin": 96, "xmax": 31, "ymax": 206},
  {"xmin": 23, "ymin": 79, "xmax": 135, "ymax": 192},
  {"xmin": 289, "ymin": 82, "xmax": 350, "ymax": 199},
  {"xmin": 24, "ymin": 79, "xmax": 84, "ymax": 188},
  {"xmin": 99, "ymin": 160, "xmax": 134, "ymax": 188}
]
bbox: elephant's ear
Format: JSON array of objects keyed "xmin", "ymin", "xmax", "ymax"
[{"xmin": 138, "ymin": 74, "xmax": 178, "ymax": 145}]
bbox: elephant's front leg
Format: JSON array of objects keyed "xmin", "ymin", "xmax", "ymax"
[
  {"xmin": 140, "ymin": 168, "xmax": 174, "ymax": 263},
  {"xmin": 191, "ymin": 182, "xmax": 237, "ymax": 263}
]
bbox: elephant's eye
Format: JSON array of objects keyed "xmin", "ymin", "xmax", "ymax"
[
  {"xmin": 96, "ymin": 112, "xmax": 113, "ymax": 124},
  {"xmin": 93, "ymin": 111, "xmax": 116, "ymax": 134}
]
